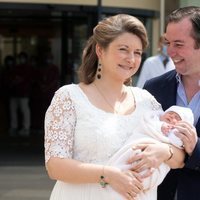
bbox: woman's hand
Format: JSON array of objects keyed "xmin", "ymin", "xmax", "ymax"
[
  {"xmin": 104, "ymin": 166, "xmax": 143, "ymax": 200},
  {"xmin": 127, "ymin": 141, "xmax": 185, "ymax": 170},
  {"xmin": 127, "ymin": 142, "xmax": 168, "ymax": 172}
]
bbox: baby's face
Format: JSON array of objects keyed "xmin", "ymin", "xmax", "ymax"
[{"xmin": 160, "ymin": 111, "xmax": 181, "ymax": 125}]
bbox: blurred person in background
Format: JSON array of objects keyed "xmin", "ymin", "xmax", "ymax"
[
  {"xmin": 8, "ymin": 52, "xmax": 32, "ymax": 137},
  {"xmin": 0, "ymin": 55, "xmax": 15, "ymax": 135},
  {"xmin": 136, "ymin": 34, "xmax": 175, "ymax": 88}
]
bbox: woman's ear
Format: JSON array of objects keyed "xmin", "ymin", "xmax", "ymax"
[{"xmin": 96, "ymin": 43, "xmax": 102, "ymax": 59}]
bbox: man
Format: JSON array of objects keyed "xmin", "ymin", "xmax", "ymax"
[{"xmin": 144, "ymin": 6, "xmax": 200, "ymax": 200}]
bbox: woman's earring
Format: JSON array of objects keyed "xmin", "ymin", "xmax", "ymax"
[{"xmin": 97, "ymin": 63, "xmax": 102, "ymax": 79}]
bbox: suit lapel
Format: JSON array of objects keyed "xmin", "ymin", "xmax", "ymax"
[
  {"xmin": 161, "ymin": 72, "xmax": 177, "ymax": 110},
  {"xmin": 196, "ymin": 118, "xmax": 200, "ymax": 136}
]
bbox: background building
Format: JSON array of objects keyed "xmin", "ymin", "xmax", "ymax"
[{"xmin": 0, "ymin": 0, "xmax": 199, "ymax": 145}]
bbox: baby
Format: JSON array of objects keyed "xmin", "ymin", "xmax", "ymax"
[
  {"xmin": 107, "ymin": 105, "xmax": 194, "ymax": 193},
  {"xmin": 156, "ymin": 105, "xmax": 194, "ymax": 148}
]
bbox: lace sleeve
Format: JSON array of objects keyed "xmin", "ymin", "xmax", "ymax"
[{"xmin": 44, "ymin": 87, "xmax": 76, "ymax": 163}]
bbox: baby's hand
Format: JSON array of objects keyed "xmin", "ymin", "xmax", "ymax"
[{"xmin": 161, "ymin": 123, "xmax": 173, "ymax": 135}]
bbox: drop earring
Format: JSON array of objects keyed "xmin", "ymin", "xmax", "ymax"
[{"xmin": 97, "ymin": 63, "xmax": 102, "ymax": 79}]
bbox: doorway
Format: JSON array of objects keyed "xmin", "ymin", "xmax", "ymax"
[{"xmin": 0, "ymin": 8, "xmax": 93, "ymax": 147}]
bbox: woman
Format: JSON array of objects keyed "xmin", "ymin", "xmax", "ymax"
[{"xmin": 44, "ymin": 14, "xmax": 184, "ymax": 200}]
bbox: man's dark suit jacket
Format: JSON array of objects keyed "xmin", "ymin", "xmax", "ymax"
[{"xmin": 143, "ymin": 70, "xmax": 200, "ymax": 200}]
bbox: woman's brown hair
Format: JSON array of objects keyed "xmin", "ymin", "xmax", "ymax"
[{"xmin": 77, "ymin": 14, "xmax": 149, "ymax": 84}]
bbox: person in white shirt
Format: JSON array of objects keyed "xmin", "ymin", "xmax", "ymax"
[{"xmin": 136, "ymin": 34, "xmax": 175, "ymax": 88}]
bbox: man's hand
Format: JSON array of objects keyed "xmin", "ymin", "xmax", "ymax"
[{"xmin": 174, "ymin": 121, "xmax": 197, "ymax": 156}]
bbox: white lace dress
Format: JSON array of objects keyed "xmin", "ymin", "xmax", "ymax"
[{"xmin": 44, "ymin": 84, "xmax": 170, "ymax": 200}]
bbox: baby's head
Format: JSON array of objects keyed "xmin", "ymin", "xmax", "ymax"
[{"xmin": 160, "ymin": 106, "xmax": 194, "ymax": 125}]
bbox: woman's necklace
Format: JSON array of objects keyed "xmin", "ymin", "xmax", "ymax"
[{"xmin": 93, "ymin": 82, "xmax": 126, "ymax": 114}]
